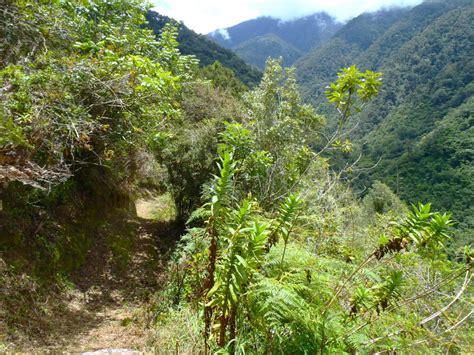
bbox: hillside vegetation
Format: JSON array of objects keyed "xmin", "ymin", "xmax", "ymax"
[
  {"xmin": 233, "ymin": 34, "xmax": 303, "ymax": 69},
  {"xmin": 296, "ymin": 0, "xmax": 474, "ymax": 244},
  {"xmin": 1, "ymin": 0, "xmax": 472, "ymax": 353},
  {"xmin": 146, "ymin": 11, "xmax": 262, "ymax": 87}
]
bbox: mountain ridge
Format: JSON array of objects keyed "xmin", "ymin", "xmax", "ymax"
[
  {"xmin": 146, "ymin": 11, "xmax": 262, "ymax": 86},
  {"xmin": 207, "ymin": 13, "xmax": 342, "ymax": 69}
]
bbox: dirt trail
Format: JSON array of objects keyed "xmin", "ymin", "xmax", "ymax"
[
  {"xmin": 9, "ymin": 197, "xmax": 182, "ymax": 353},
  {"xmin": 40, "ymin": 297, "xmax": 146, "ymax": 352}
]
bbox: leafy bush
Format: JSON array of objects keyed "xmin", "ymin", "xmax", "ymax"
[
  {"xmin": 362, "ymin": 180, "xmax": 406, "ymax": 219},
  {"xmin": 1, "ymin": 0, "xmax": 196, "ymax": 188}
]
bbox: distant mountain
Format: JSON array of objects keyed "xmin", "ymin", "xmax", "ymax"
[
  {"xmin": 295, "ymin": 0, "xmax": 474, "ymax": 240},
  {"xmin": 233, "ymin": 34, "xmax": 303, "ymax": 69},
  {"xmin": 146, "ymin": 11, "xmax": 262, "ymax": 87},
  {"xmin": 208, "ymin": 13, "xmax": 342, "ymax": 69}
]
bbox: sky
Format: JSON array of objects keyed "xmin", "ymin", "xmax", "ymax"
[{"xmin": 152, "ymin": 0, "xmax": 424, "ymax": 34}]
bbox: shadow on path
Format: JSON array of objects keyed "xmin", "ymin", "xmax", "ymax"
[{"xmin": 8, "ymin": 196, "xmax": 185, "ymax": 352}]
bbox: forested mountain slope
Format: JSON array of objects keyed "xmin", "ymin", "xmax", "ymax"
[
  {"xmin": 296, "ymin": 0, "xmax": 474, "ymax": 239},
  {"xmin": 232, "ymin": 34, "xmax": 303, "ymax": 70},
  {"xmin": 208, "ymin": 13, "xmax": 341, "ymax": 69},
  {"xmin": 146, "ymin": 11, "xmax": 262, "ymax": 86},
  {"xmin": 387, "ymin": 99, "xmax": 473, "ymax": 241},
  {"xmin": 297, "ymin": 7, "xmax": 409, "ymax": 104}
]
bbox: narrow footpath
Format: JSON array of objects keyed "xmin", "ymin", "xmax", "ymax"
[{"xmin": 11, "ymin": 196, "xmax": 181, "ymax": 353}]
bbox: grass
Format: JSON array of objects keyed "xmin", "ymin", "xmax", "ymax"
[
  {"xmin": 147, "ymin": 305, "xmax": 203, "ymax": 353},
  {"xmin": 135, "ymin": 193, "xmax": 177, "ymax": 222},
  {"xmin": 151, "ymin": 193, "xmax": 177, "ymax": 222}
]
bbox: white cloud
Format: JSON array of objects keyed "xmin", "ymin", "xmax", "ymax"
[
  {"xmin": 216, "ymin": 28, "xmax": 231, "ymax": 40},
  {"xmin": 151, "ymin": 0, "xmax": 424, "ymax": 34}
]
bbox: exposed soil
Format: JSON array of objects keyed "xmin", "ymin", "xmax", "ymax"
[{"xmin": 3, "ymin": 197, "xmax": 183, "ymax": 353}]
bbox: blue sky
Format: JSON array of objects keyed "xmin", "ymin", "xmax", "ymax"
[{"xmin": 152, "ymin": 0, "xmax": 423, "ymax": 34}]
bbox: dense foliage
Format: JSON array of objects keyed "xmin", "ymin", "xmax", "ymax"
[
  {"xmin": 160, "ymin": 62, "xmax": 472, "ymax": 353},
  {"xmin": 0, "ymin": 0, "xmax": 196, "ymax": 188},
  {"xmin": 1, "ymin": 0, "xmax": 472, "ymax": 353}
]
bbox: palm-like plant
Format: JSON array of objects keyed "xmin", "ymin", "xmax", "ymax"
[{"xmin": 200, "ymin": 150, "xmax": 304, "ymax": 350}]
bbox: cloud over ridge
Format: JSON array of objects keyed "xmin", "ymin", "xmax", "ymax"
[{"xmin": 152, "ymin": 0, "xmax": 423, "ymax": 33}]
